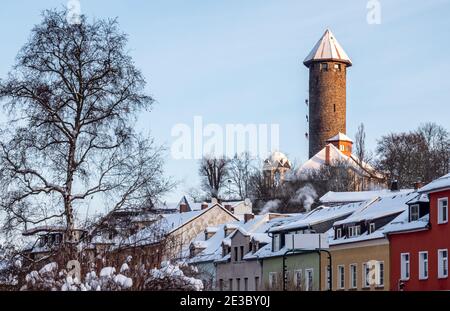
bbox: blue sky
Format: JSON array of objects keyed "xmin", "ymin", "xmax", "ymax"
[{"xmin": 0, "ymin": 0, "xmax": 449, "ymax": 203}]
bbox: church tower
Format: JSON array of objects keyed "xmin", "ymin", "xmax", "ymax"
[{"xmin": 304, "ymin": 29, "xmax": 352, "ymax": 158}]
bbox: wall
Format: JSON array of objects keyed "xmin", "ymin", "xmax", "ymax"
[
  {"xmin": 215, "ymin": 230, "xmax": 262, "ymax": 291},
  {"xmin": 324, "ymin": 239, "xmax": 390, "ymax": 291},
  {"xmin": 261, "ymin": 252, "xmax": 321, "ymax": 291},
  {"xmin": 389, "ymin": 189, "xmax": 450, "ymax": 291},
  {"xmin": 169, "ymin": 205, "xmax": 237, "ymax": 259},
  {"xmin": 308, "ymin": 61, "xmax": 347, "ymax": 158}
]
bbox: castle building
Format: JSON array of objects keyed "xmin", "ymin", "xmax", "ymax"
[
  {"xmin": 304, "ymin": 29, "xmax": 352, "ymax": 159},
  {"xmin": 263, "ymin": 151, "xmax": 292, "ymax": 188}
]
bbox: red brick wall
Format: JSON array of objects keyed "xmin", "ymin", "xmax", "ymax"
[{"xmin": 308, "ymin": 61, "xmax": 348, "ymax": 158}]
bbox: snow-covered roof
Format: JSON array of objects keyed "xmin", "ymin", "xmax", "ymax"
[
  {"xmin": 189, "ymin": 213, "xmax": 302, "ymax": 264},
  {"xmin": 407, "ymin": 193, "xmax": 429, "ymax": 204},
  {"xmin": 320, "ymin": 189, "xmax": 413, "ymax": 204},
  {"xmin": 334, "ymin": 190, "xmax": 416, "ymax": 226},
  {"xmin": 303, "ymin": 29, "xmax": 352, "ymax": 67},
  {"xmin": 122, "ymin": 204, "xmax": 237, "ymax": 247},
  {"xmin": 383, "ymin": 210, "xmax": 429, "ymax": 235},
  {"xmin": 263, "ymin": 151, "xmax": 291, "ymax": 170},
  {"xmin": 22, "ymin": 226, "xmax": 67, "ymax": 236},
  {"xmin": 419, "ymin": 173, "xmax": 450, "ymax": 194},
  {"xmin": 269, "ymin": 201, "xmax": 367, "ymax": 232},
  {"xmin": 326, "ymin": 132, "xmax": 353, "ymax": 143},
  {"xmin": 298, "ymin": 143, "xmax": 383, "ymax": 179}
]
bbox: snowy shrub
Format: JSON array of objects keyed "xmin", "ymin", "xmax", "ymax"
[
  {"xmin": 144, "ymin": 261, "xmax": 203, "ymax": 291},
  {"xmin": 22, "ymin": 262, "xmax": 63, "ymax": 291}
]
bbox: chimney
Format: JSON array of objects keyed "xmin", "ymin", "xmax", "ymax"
[
  {"xmin": 325, "ymin": 144, "xmax": 331, "ymax": 165},
  {"xmin": 201, "ymin": 202, "xmax": 209, "ymax": 210},
  {"xmin": 179, "ymin": 203, "xmax": 189, "ymax": 213},
  {"xmin": 224, "ymin": 204, "xmax": 233, "ymax": 212},
  {"xmin": 211, "ymin": 197, "xmax": 218, "ymax": 205},
  {"xmin": 413, "ymin": 181, "xmax": 423, "ymax": 190},
  {"xmin": 390, "ymin": 180, "xmax": 399, "ymax": 191},
  {"xmin": 244, "ymin": 213, "xmax": 255, "ymax": 223}
]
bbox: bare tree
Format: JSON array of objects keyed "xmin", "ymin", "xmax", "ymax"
[
  {"xmin": 198, "ymin": 156, "xmax": 230, "ymax": 199},
  {"xmin": 354, "ymin": 123, "xmax": 373, "ymax": 190},
  {"xmin": 417, "ymin": 123, "xmax": 450, "ymax": 181},
  {"xmin": 375, "ymin": 123, "xmax": 449, "ymax": 187},
  {"xmin": 0, "ymin": 10, "xmax": 172, "ymax": 243},
  {"xmin": 228, "ymin": 152, "xmax": 254, "ymax": 200}
]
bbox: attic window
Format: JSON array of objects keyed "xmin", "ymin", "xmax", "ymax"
[
  {"xmin": 336, "ymin": 228, "xmax": 342, "ymax": 239},
  {"xmin": 320, "ymin": 63, "xmax": 328, "ymax": 71},
  {"xmin": 369, "ymin": 223, "xmax": 376, "ymax": 234},
  {"xmin": 348, "ymin": 225, "xmax": 361, "ymax": 237},
  {"xmin": 410, "ymin": 204, "xmax": 420, "ymax": 221}
]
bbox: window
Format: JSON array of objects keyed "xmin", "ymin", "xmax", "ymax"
[
  {"xmin": 234, "ymin": 247, "xmax": 238, "ymax": 261},
  {"xmin": 337, "ymin": 265, "xmax": 345, "ymax": 289},
  {"xmin": 369, "ymin": 223, "xmax": 376, "ymax": 234},
  {"xmin": 255, "ymin": 277, "xmax": 260, "ymax": 291},
  {"xmin": 348, "ymin": 225, "xmax": 361, "ymax": 237},
  {"xmin": 269, "ymin": 272, "xmax": 277, "ymax": 289},
  {"xmin": 438, "ymin": 198, "xmax": 448, "ymax": 224},
  {"xmin": 419, "ymin": 252, "xmax": 428, "ymax": 280},
  {"xmin": 294, "ymin": 270, "xmax": 303, "ymax": 290},
  {"xmin": 229, "ymin": 278, "xmax": 233, "ymax": 291},
  {"xmin": 438, "ymin": 249, "xmax": 448, "ymax": 278},
  {"xmin": 334, "ymin": 63, "xmax": 341, "ymax": 71},
  {"xmin": 321, "ymin": 63, "xmax": 328, "ymax": 71},
  {"xmin": 336, "ymin": 228, "xmax": 342, "ymax": 239},
  {"xmin": 236, "ymin": 278, "xmax": 241, "ymax": 291},
  {"xmin": 410, "ymin": 204, "xmax": 420, "ymax": 221},
  {"xmin": 339, "ymin": 144, "xmax": 344, "ymax": 151},
  {"xmin": 334, "ymin": 104, "xmax": 337, "ymax": 113},
  {"xmin": 305, "ymin": 269, "xmax": 314, "ymax": 291},
  {"xmin": 244, "ymin": 278, "xmax": 248, "ymax": 291},
  {"xmin": 219, "ymin": 279, "xmax": 224, "ymax": 291},
  {"xmin": 350, "ymin": 264, "xmax": 357, "ymax": 289},
  {"xmin": 378, "ymin": 262, "xmax": 384, "ymax": 287},
  {"xmin": 401, "ymin": 253, "xmax": 410, "ymax": 280},
  {"xmin": 273, "ymin": 234, "xmax": 281, "ymax": 251},
  {"xmin": 240, "ymin": 246, "xmax": 244, "ymax": 261},
  {"xmin": 363, "ymin": 263, "xmax": 370, "ymax": 288}
]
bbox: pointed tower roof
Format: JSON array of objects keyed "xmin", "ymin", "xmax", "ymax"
[{"xmin": 303, "ymin": 29, "xmax": 352, "ymax": 67}]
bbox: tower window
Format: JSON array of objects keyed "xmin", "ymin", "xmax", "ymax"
[
  {"xmin": 334, "ymin": 104, "xmax": 336, "ymax": 112},
  {"xmin": 334, "ymin": 63, "xmax": 341, "ymax": 71},
  {"xmin": 320, "ymin": 63, "xmax": 328, "ymax": 71}
]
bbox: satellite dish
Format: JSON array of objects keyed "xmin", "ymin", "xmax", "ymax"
[{"xmin": 244, "ymin": 198, "xmax": 251, "ymax": 206}]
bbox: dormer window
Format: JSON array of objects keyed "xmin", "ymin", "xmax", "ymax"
[
  {"xmin": 410, "ymin": 204, "xmax": 420, "ymax": 221},
  {"xmin": 348, "ymin": 225, "xmax": 361, "ymax": 238},
  {"xmin": 273, "ymin": 234, "xmax": 281, "ymax": 252},
  {"xmin": 336, "ymin": 228, "xmax": 342, "ymax": 239},
  {"xmin": 369, "ymin": 223, "xmax": 376, "ymax": 234}
]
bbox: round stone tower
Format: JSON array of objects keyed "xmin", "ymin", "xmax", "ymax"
[{"xmin": 303, "ymin": 29, "xmax": 352, "ymax": 159}]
